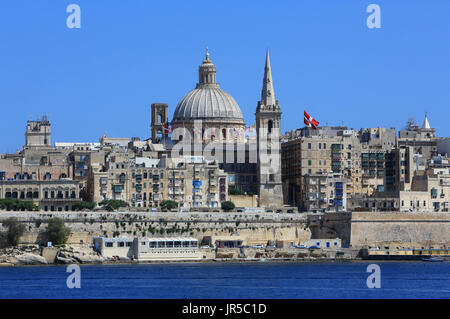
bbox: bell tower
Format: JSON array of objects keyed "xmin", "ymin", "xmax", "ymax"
[
  {"xmin": 151, "ymin": 103, "xmax": 168, "ymax": 143},
  {"xmin": 255, "ymin": 49, "xmax": 283, "ymax": 208},
  {"xmin": 25, "ymin": 115, "xmax": 51, "ymax": 148}
]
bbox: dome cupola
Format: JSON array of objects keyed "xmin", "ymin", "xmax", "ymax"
[{"xmin": 172, "ymin": 48, "xmax": 245, "ymax": 127}]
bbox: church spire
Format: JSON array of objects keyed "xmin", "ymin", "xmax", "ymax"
[
  {"xmin": 422, "ymin": 112, "xmax": 431, "ymax": 129},
  {"xmin": 261, "ymin": 49, "xmax": 276, "ymax": 106}
]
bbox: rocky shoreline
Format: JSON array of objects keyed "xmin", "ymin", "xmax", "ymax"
[
  {"xmin": 0, "ymin": 244, "xmax": 109, "ymax": 266},
  {"xmin": 0, "ymin": 244, "xmax": 361, "ymax": 267}
]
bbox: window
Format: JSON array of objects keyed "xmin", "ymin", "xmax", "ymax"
[
  {"xmin": 431, "ymin": 188, "xmax": 437, "ymax": 199},
  {"xmin": 308, "ymin": 143, "xmax": 311, "ymax": 149},
  {"xmin": 118, "ymin": 242, "xmax": 125, "ymax": 247},
  {"xmin": 308, "ymin": 160, "xmax": 312, "ymax": 166},
  {"xmin": 105, "ymin": 242, "xmax": 113, "ymax": 248},
  {"xmin": 268, "ymin": 120, "xmax": 273, "ymax": 134}
]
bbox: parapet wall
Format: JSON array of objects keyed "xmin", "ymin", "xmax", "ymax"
[
  {"xmin": 350, "ymin": 211, "xmax": 450, "ymax": 248},
  {"xmin": 0, "ymin": 211, "xmax": 310, "ymax": 246}
]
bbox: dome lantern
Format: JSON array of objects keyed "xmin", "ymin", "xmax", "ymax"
[
  {"xmin": 197, "ymin": 46, "xmax": 217, "ymax": 87},
  {"xmin": 172, "ymin": 48, "xmax": 245, "ymax": 128}
]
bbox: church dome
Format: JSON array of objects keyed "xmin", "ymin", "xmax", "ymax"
[{"xmin": 172, "ymin": 48, "xmax": 245, "ymax": 126}]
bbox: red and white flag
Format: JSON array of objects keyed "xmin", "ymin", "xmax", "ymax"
[
  {"xmin": 192, "ymin": 127, "xmax": 201, "ymax": 135},
  {"xmin": 304, "ymin": 110, "xmax": 319, "ymax": 129},
  {"xmin": 164, "ymin": 123, "xmax": 171, "ymax": 134}
]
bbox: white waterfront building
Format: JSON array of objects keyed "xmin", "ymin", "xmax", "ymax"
[{"xmin": 93, "ymin": 236, "xmax": 202, "ymax": 261}]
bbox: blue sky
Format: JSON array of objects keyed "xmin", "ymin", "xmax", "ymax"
[{"xmin": 0, "ymin": 0, "xmax": 449, "ymax": 152}]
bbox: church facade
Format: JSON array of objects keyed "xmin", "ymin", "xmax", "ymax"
[{"xmin": 151, "ymin": 48, "xmax": 284, "ymax": 208}]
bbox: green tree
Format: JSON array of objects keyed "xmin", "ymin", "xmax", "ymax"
[
  {"xmin": 45, "ymin": 217, "xmax": 71, "ymax": 245},
  {"xmin": 2, "ymin": 217, "xmax": 26, "ymax": 247},
  {"xmin": 221, "ymin": 201, "xmax": 235, "ymax": 212},
  {"xmin": 0, "ymin": 199, "xmax": 38, "ymax": 211},
  {"xmin": 228, "ymin": 188, "xmax": 245, "ymax": 195},
  {"xmin": 99, "ymin": 199, "xmax": 128, "ymax": 211},
  {"xmin": 72, "ymin": 201, "xmax": 95, "ymax": 211},
  {"xmin": 159, "ymin": 200, "xmax": 178, "ymax": 211}
]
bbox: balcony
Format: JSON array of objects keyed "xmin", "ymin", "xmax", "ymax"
[
  {"xmin": 113, "ymin": 185, "xmax": 124, "ymax": 193},
  {"xmin": 331, "ymin": 144, "xmax": 341, "ymax": 151}
]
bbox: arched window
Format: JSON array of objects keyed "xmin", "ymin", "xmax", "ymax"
[
  {"xmin": 14, "ymin": 173, "xmax": 21, "ymax": 180},
  {"xmin": 268, "ymin": 120, "xmax": 273, "ymax": 134},
  {"xmin": 44, "ymin": 172, "xmax": 51, "ymax": 180}
]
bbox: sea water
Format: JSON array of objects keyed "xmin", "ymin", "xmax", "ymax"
[{"xmin": 0, "ymin": 261, "xmax": 449, "ymax": 299}]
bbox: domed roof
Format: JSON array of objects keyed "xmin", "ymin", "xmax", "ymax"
[
  {"xmin": 172, "ymin": 86, "xmax": 244, "ymax": 124},
  {"xmin": 172, "ymin": 48, "xmax": 245, "ymax": 125}
]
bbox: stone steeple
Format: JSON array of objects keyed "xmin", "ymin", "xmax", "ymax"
[
  {"xmin": 261, "ymin": 49, "xmax": 276, "ymax": 107},
  {"xmin": 255, "ymin": 49, "xmax": 283, "ymax": 208},
  {"xmin": 422, "ymin": 112, "xmax": 431, "ymax": 129}
]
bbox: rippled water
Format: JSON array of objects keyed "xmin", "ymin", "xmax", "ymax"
[{"xmin": 0, "ymin": 261, "xmax": 449, "ymax": 299}]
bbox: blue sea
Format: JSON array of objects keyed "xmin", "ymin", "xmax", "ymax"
[{"xmin": 0, "ymin": 261, "xmax": 449, "ymax": 299}]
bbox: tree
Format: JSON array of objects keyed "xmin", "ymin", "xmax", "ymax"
[
  {"xmin": 45, "ymin": 217, "xmax": 71, "ymax": 245},
  {"xmin": 159, "ymin": 200, "xmax": 178, "ymax": 211},
  {"xmin": 228, "ymin": 188, "xmax": 245, "ymax": 195},
  {"xmin": 0, "ymin": 199, "xmax": 38, "ymax": 211},
  {"xmin": 2, "ymin": 217, "xmax": 26, "ymax": 247},
  {"xmin": 99, "ymin": 199, "xmax": 127, "ymax": 211},
  {"xmin": 221, "ymin": 201, "xmax": 235, "ymax": 212},
  {"xmin": 72, "ymin": 201, "xmax": 95, "ymax": 211}
]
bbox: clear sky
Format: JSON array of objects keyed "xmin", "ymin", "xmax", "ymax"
[{"xmin": 0, "ymin": 0, "xmax": 449, "ymax": 153}]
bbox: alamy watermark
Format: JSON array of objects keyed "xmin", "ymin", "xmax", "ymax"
[
  {"xmin": 366, "ymin": 264, "xmax": 381, "ymax": 288},
  {"xmin": 66, "ymin": 264, "xmax": 81, "ymax": 289},
  {"xmin": 366, "ymin": 4, "xmax": 381, "ymax": 29},
  {"xmin": 66, "ymin": 4, "xmax": 81, "ymax": 29}
]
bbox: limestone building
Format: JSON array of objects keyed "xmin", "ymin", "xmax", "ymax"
[{"xmin": 151, "ymin": 48, "xmax": 285, "ymax": 207}]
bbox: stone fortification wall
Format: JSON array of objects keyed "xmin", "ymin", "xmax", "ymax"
[
  {"xmin": 0, "ymin": 211, "xmax": 310, "ymax": 246},
  {"xmin": 350, "ymin": 211, "xmax": 450, "ymax": 248}
]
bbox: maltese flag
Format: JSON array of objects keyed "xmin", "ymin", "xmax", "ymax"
[
  {"xmin": 304, "ymin": 110, "xmax": 319, "ymax": 129},
  {"xmin": 164, "ymin": 123, "xmax": 171, "ymax": 134}
]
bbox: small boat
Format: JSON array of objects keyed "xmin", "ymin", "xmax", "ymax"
[{"xmin": 421, "ymin": 257, "xmax": 443, "ymax": 262}]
